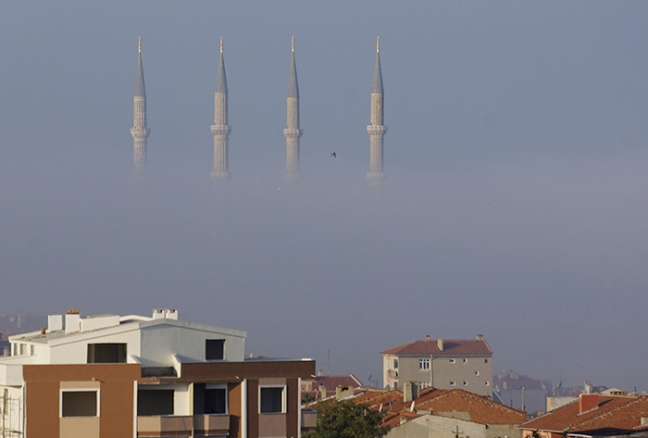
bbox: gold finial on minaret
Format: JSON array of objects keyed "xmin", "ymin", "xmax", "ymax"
[
  {"xmin": 291, "ymin": 35, "xmax": 295, "ymax": 53},
  {"xmin": 138, "ymin": 36, "xmax": 142, "ymax": 53},
  {"xmin": 220, "ymin": 37, "xmax": 223, "ymax": 54},
  {"xmin": 376, "ymin": 36, "xmax": 380, "ymax": 53}
]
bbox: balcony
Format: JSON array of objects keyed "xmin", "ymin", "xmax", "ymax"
[{"xmin": 137, "ymin": 414, "xmax": 230, "ymax": 436}]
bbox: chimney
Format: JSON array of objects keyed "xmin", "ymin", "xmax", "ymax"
[
  {"xmin": 584, "ymin": 380, "xmax": 592, "ymax": 394},
  {"xmin": 152, "ymin": 308, "xmax": 178, "ymax": 320},
  {"xmin": 319, "ymin": 385, "xmax": 327, "ymax": 400},
  {"xmin": 425, "ymin": 335, "xmax": 431, "ymax": 341},
  {"xmin": 48, "ymin": 315, "xmax": 63, "ymax": 332},
  {"xmin": 335, "ymin": 386, "xmax": 353, "ymax": 400},
  {"xmin": 65, "ymin": 308, "xmax": 81, "ymax": 334},
  {"xmin": 476, "ymin": 334, "xmax": 484, "ymax": 341},
  {"xmin": 317, "ymin": 369, "xmax": 323, "ymax": 377},
  {"xmin": 403, "ymin": 382, "xmax": 419, "ymax": 403},
  {"xmin": 437, "ymin": 339, "xmax": 444, "ymax": 351},
  {"xmin": 579, "ymin": 394, "xmax": 599, "ymax": 414}
]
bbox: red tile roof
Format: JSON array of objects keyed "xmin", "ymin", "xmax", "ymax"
[
  {"xmin": 337, "ymin": 387, "xmax": 526, "ymax": 429},
  {"xmin": 381, "ymin": 338, "xmax": 492, "ymax": 356},
  {"xmin": 522, "ymin": 395, "xmax": 648, "ymax": 435}
]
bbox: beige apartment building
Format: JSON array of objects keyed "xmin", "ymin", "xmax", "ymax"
[{"xmin": 381, "ymin": 335, "xmax": 492, "ymax": 396}]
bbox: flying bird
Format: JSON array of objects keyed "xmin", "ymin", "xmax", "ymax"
[{"xmin": 330, "ymin": 152, "xmax": 336, "ymax": 158}]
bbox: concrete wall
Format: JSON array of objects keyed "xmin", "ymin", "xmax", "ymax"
[{"xmin": 388, "ymin": 415, "xmax": 522, "ymax": 438}]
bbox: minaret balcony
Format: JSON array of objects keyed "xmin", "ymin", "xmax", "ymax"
[
  {"xmin": 283, "ymin": 128, "xmax": 303, "ymax": 139},
  {"xmin": 366, "ymin": 125, "xmax": 388, "ymax": 135},
  {"xmin": 211, "ymin": 125, "xmax": 231, "ymax": 136},
  {"xmin": 130, "ymin": 127, "xmax": 150, "ymax": 138}
]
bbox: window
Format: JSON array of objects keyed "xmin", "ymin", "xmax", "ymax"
[
  {"xmin": 419, "ymin": 381, "xmax": 431, "ymax": 389},
  {"xmin": 463, "ymin": 381, "xmax": 468, "ymax": 386},
  {"xmin": 462, "ymin": 358, "xmax": 468, "ymax": 364},
  {"xmin": 206, "ymin": 339, "xmax": 225, "ymax": 360},
  {"xmin": 393, "ymin": 359, "xmax": 398, "ymax": 369},
  {"xmin": 484, "ymin": 359, "xmax": 489, "ymax": 364},
  {"xmin": 194, "ymin": 384, "xmax": 227, "ymax": 414},
  {"xmin": 475, "ymin": 371, "xmax": 480, "ymax": 376},
  {"xmin": 485, "ymin": 381, "xmax": 490, "ymax": 386},
  {"xmin": 419, "ymin": 358, "xmax": 430, "ymax": 370},
  {"xmin": 449, "ymin": 358, "xmax": 455, "ymax": 364},
  {"xmin": 61, "ymin": 390, "xmax": 98, "ymax": 417},
  {"xmin": 260, "ymin": 386, "xmax": 285, "ymax": 413},
  {"xmin": 87, "ymin": 343, "xmax": 126, "ymax": 363},
  {"xmin": 449, "ymin": 381, "xmax": 455, "ymax": 386},
  {"xmin": 138, "ymin": 390, "xmax": 174, "ymax": 415}
]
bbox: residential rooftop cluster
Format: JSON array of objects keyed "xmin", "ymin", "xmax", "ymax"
[{"xmin": 0, "ymin": 309, "xmax": 642, "ymax": 438}]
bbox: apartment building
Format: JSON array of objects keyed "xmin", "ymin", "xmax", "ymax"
[
  {"xmin": 381, "ymin": 335, "xmax": 492, "ymax": 396},
  {"xmin": 0, "ymin": 308, "xmax": 314, "ymax": 438}
]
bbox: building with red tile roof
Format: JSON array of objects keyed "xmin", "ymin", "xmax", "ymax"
[
  {"xmin": 381, "ymin": 335, "xmax": 493, "ymax": 396},
  {"xmin": 305, "ymin": 385, "xmax": 526, "ymax": 438},
  {"xmin": 521, "ymin": 393, "xmax": 648, "ymax": 438}
]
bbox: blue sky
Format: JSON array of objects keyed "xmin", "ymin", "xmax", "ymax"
[{"xmin": 1, "ymin": 1, "xmax": 648, "ymax": 392}]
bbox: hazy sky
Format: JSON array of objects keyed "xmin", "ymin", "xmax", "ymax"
[{"xmin": 1, "ymin": 1, "xmax": 648, "ymax": 392}]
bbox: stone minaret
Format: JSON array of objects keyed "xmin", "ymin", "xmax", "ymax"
[
  {"xmin": 130, "ymin": 37, "xmax": 150, "ymax": 171},
  {"xmin": 367, "ymin": 36, "xmax": 387, "ymax": 184},
  {"xmin": 284, "ymin": 36, "xmax": 302, "ymax": 179},
  {"xmin": 211, "ymin": 37, "xmax": 231, "ymax": 179}
]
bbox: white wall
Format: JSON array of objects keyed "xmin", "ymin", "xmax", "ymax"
[
  {"xmin": 48, "ymin": 326, "xmax": 142, "ymax": 364},
  {"xmin": 139, "ymin": 324, "xmax": 245, "ymax": 367}
]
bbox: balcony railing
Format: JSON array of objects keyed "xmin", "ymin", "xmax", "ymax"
[{"xmin": 137, "ymin": 414, "xmax": 230, "ymax": 436}]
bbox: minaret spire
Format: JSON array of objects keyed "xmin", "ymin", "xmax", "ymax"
[
  {"xmin": 211, "ymin": 36, "xmax": 231, "ymax": 179},
  {"xmin": 284, "ymin": 35, "xmax": 302, "ymax": 179},
  {"xmin": 130, "ymin": 36, "xmax": 150, "ymax": 171},
  {"xmin": 367, "ymin": 36, "xmax": 387, "ymax": 186}
]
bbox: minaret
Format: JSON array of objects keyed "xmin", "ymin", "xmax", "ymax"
[
  {"xmin": 130, "ymin": 37, "xmax": 150, "ymax": 171},
  {"xmin": 367, "ymin": 36, "xmax": 387, "ymax": 184},
  {"xmin": 284, "ymin": 36, "xmax": 302, "ymax": 179},
  {"xmin": 211, "ymin": 37, "xmax": 231, "ymax": 179}
]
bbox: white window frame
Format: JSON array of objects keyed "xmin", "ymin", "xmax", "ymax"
[
  {"xmin": 259, "ymin": 385, "xmax": 286, "ymax": 414},
  {"xmin": 419, "ymin": 358, "xmax": 430, "ymax": 370},
  {"xmin": 60, "ymin": 388, "xmax": 100, "ymax": 417}
]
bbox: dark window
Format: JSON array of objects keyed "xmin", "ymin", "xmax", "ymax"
[
  {"xmin": 194, "ymin": 385, "xmax": 227, "ymax": 414},
  {"xmin": 206, "ymin": 339, "xmax": 225, "ymax": 360},
  {"xmin": 138, "ymin": 390, "xmax": 174, "ymax": 415},
  {"xmin": 62, "ymin": 391, "xmax": 97, "ymax": 417},
  {"xmin": 87, "ymin": 343, "xmax": 126, "ymax": 363},
  {"xmin": 205, "ymin": 388, "xmax": 227, "ymax": 414},
  {"xmin": 260, "ymin": 387, "xmax": 284, "ymax": 413}
]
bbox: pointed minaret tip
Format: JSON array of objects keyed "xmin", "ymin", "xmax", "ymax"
[
  {"xmin": 138, "ymin": 36, "xmax": 142, "ymax": 53},
  {"xmin": 291, "ymin": 35, "xmax": 295, "ymax": 53},
  {"xmin": 220, "ymin": 36, "xmax": 223, "ymax": 54},
  {"xmin": 376, "ymin": 35, "xmax": 380, "ymax": 53}
]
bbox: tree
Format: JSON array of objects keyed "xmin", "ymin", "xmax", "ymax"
[{"xmin": 304, "ymin": 399, "xmax": 389, "ymax": 438}]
